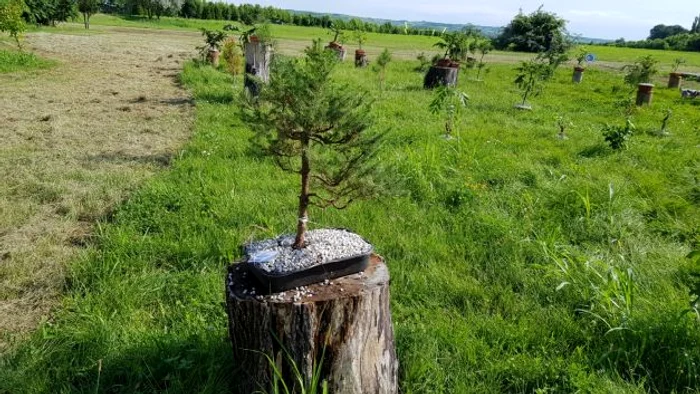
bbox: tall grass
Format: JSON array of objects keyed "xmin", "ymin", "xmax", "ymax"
[{"xmin": 1, "ymin": 48, "xmax": 699, "ymax": 393}]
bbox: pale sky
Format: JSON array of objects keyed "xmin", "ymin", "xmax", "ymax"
[{"xmin": 236, "ymin": 1, "xmax": 698, "ymax": 40}]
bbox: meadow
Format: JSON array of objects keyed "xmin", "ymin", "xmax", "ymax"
[{"xmin": 1, "ymin": 16, "xmax": 700, "ymax": 393}]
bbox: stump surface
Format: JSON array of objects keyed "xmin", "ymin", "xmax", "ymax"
[
  {"xmin": 226, "ymin": 255, "xmax": 398, "ymax": 394},
  {"xmin": 424, "ymin": 65, "xmax": 459, "ymax": 89},
  {"xmin": 244, "ymin": 41, "xmax": 272, "ymax": 96}
]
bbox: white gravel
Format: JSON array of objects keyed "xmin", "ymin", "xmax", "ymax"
[{"xmin": 244, "ymin": 228, "xmax": 372, "ymax": 274}]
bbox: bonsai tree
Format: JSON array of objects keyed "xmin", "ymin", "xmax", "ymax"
[
  {"xmin": 623, "ymin": 55, "xmax": 658, "ymax": 87},
  {"xmin": 0, "ymin": 0, "xmax": 26, "ymax": 50},
  {"xmin": 474, "ymin": 40, "xmax": 492, "ymax": 81},
  {"xmin": 373, "ymin": 48, "xmax": 391, "ymax": 91},
  {"xmin": 329, "ymin": 23, "xmax": 344, "ymax": 46},
  {"xmin": 671, "ymin": 57, "xmax": 686, "ymax": 73},
  {"xmin": 241, "ymin": 39, "xmax": 381, "ymax": 249},
  {"xmin": 198, "ymin": 28, "xmax": 227, "ymax": 63},
  {"xmin": 433, "ymin": 31, "xmax": 469, "ymax": 62},
  {"xmin": 575, "ymin": 47, "xmax": 588, "ymax": 67},
  {"xmin": 429, "ymin": 85, "xmax": 469, "ymax": 139},
  {"xmin": 77, "ymin": 0, "xmax": 100, "ymax": 29},
  {"xmin": 353, "ymin": 28, "xmax": 367, "ymax": 50},
  {"xmin": 513, "ymin": 57, "xmax": 554, "ymax": 109}
]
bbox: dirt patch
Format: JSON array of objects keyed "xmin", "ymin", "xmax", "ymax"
[{"xmin": 0, "ymin": 28, "xmax": 198, "ymax": 351}]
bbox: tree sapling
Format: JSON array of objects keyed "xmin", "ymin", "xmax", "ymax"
[
  {"xmin": 429, "ymin": 85, "xmax": 469, "ymax": 139},
  {"xmin": 0, "ymin": 0, "xmax": 26, "ymax": 50},
  {"xmin": 603, "ymin": 118, "xmax": 635, "ymax": 150},
  {"xmin": 241, "ymin": 40, "xmax": 381, "ymax": 249},
  {"xmin": 474, "ymin": 40, "xmax": 492, "ymax": 81},
  {"xmin": 373, "ymin": 48, "xmax": 392, "ymax": 92},
  {"xmin": 513, "ymin": 57, "xmax": 553, "ymax": 109}
]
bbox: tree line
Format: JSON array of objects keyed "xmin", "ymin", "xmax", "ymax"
[{"xmin": 607, "ymin": 14, "xmax": 700, "ymax": 52}]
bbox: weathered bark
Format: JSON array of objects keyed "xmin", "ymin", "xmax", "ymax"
[
  {"xmin": 244, "ymin": 40, "xmax": 272, "ymax": 96},
  {"xmin": 325, "ymin": 44, "xmax": 347, "ymax": 62},
  {"xmin": 226, "ymin": 255, "xmax": 398, "ymax": 394},
  {"xmin": 636, "ymin": 83, "xmax": 654, "ymax": 106},
  {"xmin": 668, "ymin": 72, "xmax": 683, "ymax": 89},
  {"xmin": 423, "ymin": 65, "xmax": 459, "ymax": 89}
]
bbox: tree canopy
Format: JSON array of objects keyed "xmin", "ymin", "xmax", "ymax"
[
  {"xmin": 495, "ymin": 7, "xmax": 570, "ymax": 53},
  {"xmin": 648, "ymin": 24, "xmax": 689, "ymax": 40}
]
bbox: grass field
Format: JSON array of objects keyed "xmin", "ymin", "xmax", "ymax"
[{"xmin": 1, "ymin": 20, "xmax": 700, "ymax": 393}]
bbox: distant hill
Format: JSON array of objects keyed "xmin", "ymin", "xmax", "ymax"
[{"xmin": 286, "ymin": 9, "xmax": 612, "ymax": 44}]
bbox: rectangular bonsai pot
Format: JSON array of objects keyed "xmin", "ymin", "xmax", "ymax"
[{"xmin": 247, "ymin": 253, "xmax": 371, "ymax": 295}]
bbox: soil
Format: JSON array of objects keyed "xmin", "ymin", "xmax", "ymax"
[{"xmin": 0, "ymin": 27, "xmax": 198, "ymax": 351}]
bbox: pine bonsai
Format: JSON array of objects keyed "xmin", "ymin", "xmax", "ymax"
[{"xmin": 241, "ymin": 39, "xmax": 381, "ymax": 249}]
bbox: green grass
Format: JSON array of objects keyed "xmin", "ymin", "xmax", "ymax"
[
  {"xmin": 84, "ymin": 14, "xmax": 700, "ymax": 68},
  {"xmin": 0, "ymin": 49, "xmax": 54, "ymax": 73},
  {"xmin": 1, "ymin": 41, "xmax": 700, "ymax": 393}
]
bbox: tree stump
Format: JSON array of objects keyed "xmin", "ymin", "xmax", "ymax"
[
  {"xmin": 355, "ymin": 50, "xmax": 368, "ymax": 68},
  {"xmin": 325, "ymin": 43, "xmax": 347, "ymax": 62},
  {"xmin": 424, "ymin": 65, "xmax": 459, "ymax": 89},
  {"xmin": 636, "ymin": 83, "xmax": 654, "ymax": 106},
  {"xmin": 226, "ymin": 254, "xmax": 398, "ymax": 394},
  {"xmin": 668, "ymin": 72, "xmax": 683, "ymax": 89},
  {"xmin": 244, "ymin": 40, "xmax": 272, "ymax": 96}
]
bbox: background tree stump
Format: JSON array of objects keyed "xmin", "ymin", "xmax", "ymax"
[
  {"xmin": 226, "ymin": 254, "xmax": 398, "ymax": 394},
  {"xmin": 424, "ymin": 65, "xmax": 459, "ymax": 89},
  {"xmin": 244, "ymin": 40, "xmax": 272, "ymax": 96}
]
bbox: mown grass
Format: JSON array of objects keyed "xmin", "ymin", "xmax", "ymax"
[
  {"xmin": 1, "ymin": 42, "xmax": 700, "ymax": 393},
  {"xmin": 0, "ymin": 49, "xmax": 54, "ymax": 73},
  {"xmin": 84, "ymin": 13, "xmax": 700, "ymax": 68}
]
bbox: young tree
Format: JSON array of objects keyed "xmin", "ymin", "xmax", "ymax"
[
  {"xmin": 373, "ymin": 48, "xmax": 391, "ymax": 91},
  {"xmin": 513, "ymin": 57, "xmax": 553, "ymax": 109},
  {"xmin": 622, "ymin": 55, "xmax": 658, "ymax": 87},
  {"xmin": 0, "ymin": 0, "xmax": 26, "ymax": 50},
  {"xmin": 474, "ymin": 40, "xmax": 492, "ymax": 81},
  {"xmin": 429, "ymin": 85, "xmax": 469, "ymax": 139},
  {"xmin": 241, "ymin": 39, "xmax": 381, "ymax": 249},
  {"xmin": 77, "ymin": 0, "xmax": 100, "ymax": 29}
]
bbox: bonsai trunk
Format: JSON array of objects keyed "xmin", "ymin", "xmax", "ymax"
[{"xmin": 294, "ymin": 138, "xmax": 310, "ymax": 249}]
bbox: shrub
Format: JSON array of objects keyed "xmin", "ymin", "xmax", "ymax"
[{"xmin": 622, "ymin": 55, "xmax": 658, "ymax": 87}]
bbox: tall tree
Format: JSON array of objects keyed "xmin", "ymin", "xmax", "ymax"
[
  {"xmin": 496, "ymin": 6, "xmax": 570, "ymax": 54},
  {"xmin": 77, "ymin": 0, "xmax": 99, "ymax": 29},
  {"xmin": 241, "ymin": 39, "xmax": 381, "ymax": 249},
  {"xmin": 692, "ymin": 15, "xmax": 700, "ymax": 33},
  {"xmin": 648, "ymin": 24, "xmax": 688, "ymax": 40}
]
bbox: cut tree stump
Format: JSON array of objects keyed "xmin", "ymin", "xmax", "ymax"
[
  {"xmin": 424, "ymin": 65, "xmax": 459, "ymax": 89},
  {"xmin": 226, "ymin": 254, "xmax": 398, "ymax": 394},
  {"xmin": 244, "ymin": 40, "xmax": 272, "ymax": 96}
]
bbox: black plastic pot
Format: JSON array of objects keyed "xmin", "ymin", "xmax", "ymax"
[{"xmin": 247, "ymin": 252, "xmax": 371, "ymax": 294}]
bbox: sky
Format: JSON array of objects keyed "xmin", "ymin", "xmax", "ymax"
[{"xmin": 235, "ymin": 0, "xmax": 698, "ymax": 40}]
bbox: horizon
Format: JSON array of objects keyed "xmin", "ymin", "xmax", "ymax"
[{"xmin": 229, "ymin": 0, "xmax": 699, "ymax": 41}]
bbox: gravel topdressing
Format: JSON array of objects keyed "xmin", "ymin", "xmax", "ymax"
[{"xmin": 244, "ymin": 228, "xmax": 372, "ymax": 274}]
